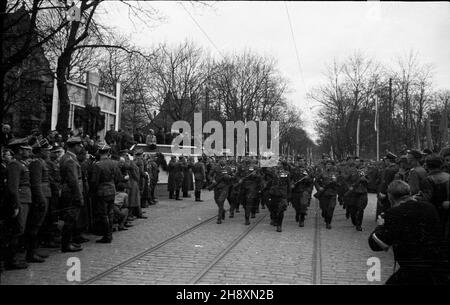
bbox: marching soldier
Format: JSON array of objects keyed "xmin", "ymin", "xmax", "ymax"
[
  {"xmin": 193, "ymin": 156, "xmax": 207, "ymax": 202},
  {"xmin": 4, "ymin": 138, "xmax": 33, "ymax": 269},
  {"xmin": 90, "ymin": 142, "xmax": 122, "ymax": 243},
  {"xmin": 59, "ymin": 137, "xmax": 84, "ymax": 252},
  {"xmin": 291, "ymin": 160, "xmax": 314, "ymax": 227},
  {"xmin": 26, "ymin": 139, "xmax": 53, "ymax": 262},
  {"xmin": 239, "ymin": 158, "xmax": 262, "ymax": 225},
  {"xmin": 227, "ymin": 160, "xmax": 241, "ymax": 217},
  {"xmin": 208, "ymin": 158, "xmax": 233, "ymax": 224},
  {"xmin": 267, "ymin": 161, "xmax": 291, "ymax": 232},
  {"xmin": 344, "ymin": 165, "xmax": 369, "ymax": 231},
  {"xmin": 314, "ymin": 160, "xmax": 339, "ymax": 229}
]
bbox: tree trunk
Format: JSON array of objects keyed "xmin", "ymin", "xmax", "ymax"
[{"xmin": 55, "ymin": 52, "xmax": 72, "ymax": 139}]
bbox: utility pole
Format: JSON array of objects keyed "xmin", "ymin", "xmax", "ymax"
[{"xmin": 356, "ymin": 113, "xmax": 360, "ymax": 157}]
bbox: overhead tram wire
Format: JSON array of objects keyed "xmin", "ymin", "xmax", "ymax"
[
  {"xmin": 180, "ymin": 3, "xmax": 224, "ymax": 59},
  {"xmin": 284, "ymin": 2, "xmax": 308, "ymax": 100}
]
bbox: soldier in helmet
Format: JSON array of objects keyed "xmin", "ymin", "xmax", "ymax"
[
  {"xmin": 239, "ymin": 157, "xmax": 262, "ymax": 225},
  {"xmin": 89, "ymin": 142, "xmax": 122, "ymax": 243},
  {"xmin": 208, "ymin": 157, "xmax": 233, "ymax": 224},
  {"xmin": 291, "ymin": 159, "xmax": 314, "ymax": 227},
  {"xmin": 314, "ymin": 160, "xmax": 339, "ymax": 229},
  {"xmin": 227, "ymin": 159, "xmax": 241, "ymax": 217},
  {"xmin": 344, "ymin": 162, "xmax": 369, "ymax": 231},
  {"xmin": 266, "ymin": 160, "xmax": 291, "ymax": 232}
]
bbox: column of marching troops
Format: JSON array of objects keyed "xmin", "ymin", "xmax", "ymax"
[
  {"xmin": 191, "ymin": 154, "xmax": 367, "ymax": 232},
  {"xmin": 191, "ymin": 148, "xmax": 450, "ymax": 284},
  {"xmin": 0, "ymin": 136, "xmax": 160, "ymax": 272}
]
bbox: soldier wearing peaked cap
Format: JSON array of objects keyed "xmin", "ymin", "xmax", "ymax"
[
  {"xmin": 376, "ymin": 151, "xmax": 400, "ymax": 219},
  {"xmin": 25, "ymin": 139, "xmax": 53, "ymax": 263},
  {"xmin": 90, "ymin": 142, "xmax": 122, "ymax": 243},
  {"xmin": 406, "ymin": 149, "xmax": 428, "ymax": 196},
  {"xmin": 59, "ymin": 137, "xmax": 84, "ymax": 252},
  {"xmin": 4, "ymin": 138, "xmax": 33, "ymax": 269}
]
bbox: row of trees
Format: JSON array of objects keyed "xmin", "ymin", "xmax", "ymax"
[
  {"xmin": 311, "ymin": 50, "xmax": 450, "ymax": 160},
  {"xmin": 2, "ymin": 0, "xmax": 315, "ymax": 156}
]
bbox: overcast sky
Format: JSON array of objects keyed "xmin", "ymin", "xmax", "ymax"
[{"xmin": 97, "ymin": 1, "xmax": 450, "ymax": 141}]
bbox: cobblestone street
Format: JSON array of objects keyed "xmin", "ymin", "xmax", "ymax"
[{"xmin": 1, "ymin": 191, "xmax": 394, "ymax": 285}]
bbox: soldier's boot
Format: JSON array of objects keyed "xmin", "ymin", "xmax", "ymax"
[
  {"xmin": 229, "ymin": 210, "xmax": 234, "ymax": 218},
  {"xmin": 245, "ymin": 217, "xmax": 250, "ymax": 225},
  {"xmin": 295, "ymin": 213, "xmax": 299, "ymax": 222},
  {"xmin": 251, "ymin": 212, "xmax": 256, "ymax": 218},
  {"xmin": 270, "ymin": 219, "xmax": 276, "ymax": 226},
  {"xmin": 169, "ymin": 191, "xmax": 174, "ymax": 199},
  {"xmin": 26, "ymin": 236, "xmax": 45, "ymax": 263},
  {"xmin": 175, "ymin": 190, "xmax": 182, "ymax": 200},
  {"xmin": 195, "ymin": 190, "xmax": 203, "ymax": 202},
  {"xmin": 216, "ymin": 218, "xmax": 222, "ymax": 224},
  {"xmin": 299, "ymin": 214, "xmax": 306, "ymax": 227},
  {"xmin": 276, "ymin": 225, "xmax": 282, "ymax": 232},
  {"xmin": 326, "ymin": 223, "xmax": 332, "ymax": 229},
  {"xmin": 222, "ymin": 210, "xmax": 226, "ymax": 220},
  {"xmin": 356, "ymin": 226, "xmax": 362, "ymax": 231}
]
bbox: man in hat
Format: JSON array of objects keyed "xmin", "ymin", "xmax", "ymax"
[
  {"xmin": 0, "ymin": 124, "xmax": 12, "ymax": 149},
  {"xmin": 193, "ymin": 156, "xmax": 207, "ymax": 202},
  {"xmin": 90, "ymin": 142, "xmax": 122, "ymax": 243},
  {"xmin": 173, "ymin": 156, "xmax": 185, "ymax": 200},
  {"xmin": 105, "ymin": 124, "xmax": 118, "ymax": 146},
  {"xmin": 59, "ymin": 137, "xmax": 84, "ymax": 252},
  {"xmin": 42, "ymin": 145, "xmax": 64, "ymax": 248},
  {"xmin": 4, "ymin": 138, "xmax": 33, "ymax": 269},
  {"xmin": 133, "ymin": 148, "xmax": 146, "ymax": 207},
  {"xmin": 377, "ymin": 152, "xmax": 399, "ymax": 217},
  {"xmin": 406, "ymin": 149, "xmax": 427, "ymax": 196},
  {"xmin": 422, "ymin": 155, "xmax": 450, "ymax": 239},
  {"xmin": 26, "ymin": 139, "xmax": 53, "ymax": 263},
  {"xmin": 440, "ymin": 146, "xmax": 450, "ymax": 174},
  {"xmin": 167, "ymin": 156, "xmax": 176, "ymax": 199}
]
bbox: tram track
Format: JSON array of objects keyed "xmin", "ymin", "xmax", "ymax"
[
  {"xmin": 189, "ymin": 214, "xmax": 267, "ymax": 284},
  {"xmin": 82, "ymin": 214, "xmax": 218, "ymax": 285},
  {"xmin": 83, "ymin": 211, "xmax": 267, "ymax": 285},
  {"xmin": 312, "ymin": 197, "xmax": 322, "ymax": 284}
]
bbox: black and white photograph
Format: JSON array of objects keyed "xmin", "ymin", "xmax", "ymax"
[{"xmin": 0, "ymin": 0, "xmax": 449, "ymax": 290}]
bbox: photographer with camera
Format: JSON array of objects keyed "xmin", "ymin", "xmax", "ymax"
[{"xmin": 369, "ymin": 180, "xmax": 447, "ymax": 284}]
